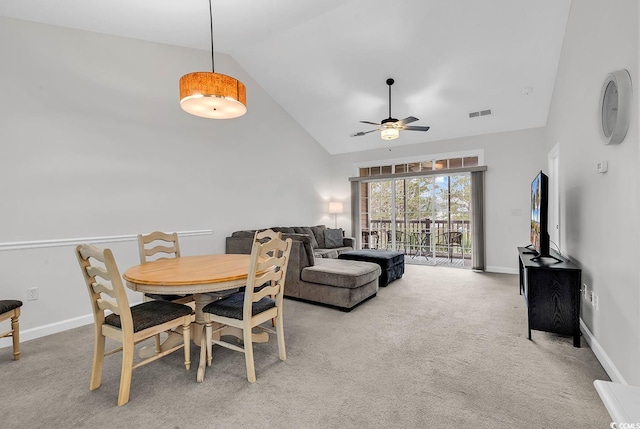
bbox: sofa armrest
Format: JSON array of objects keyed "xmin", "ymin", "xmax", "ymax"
[
  {"xmin": 281, "ymin": 233, "xmax": 315, "ymax": 266},
  {"xmin": 343, "ymin": 236, "xmax": 355, "ymax": 248}
]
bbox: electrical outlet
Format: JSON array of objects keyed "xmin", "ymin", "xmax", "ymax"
[
  {"xmin": 27, "ymin": 287, "xmax": 38, "ymax": 301},
  {"xmin": 588, "ymin": 291, "xmax": 594, "ymax": 304},
  {"xmin": 592, "ymin": 293, "xmax": 599, "ymax": 310}
]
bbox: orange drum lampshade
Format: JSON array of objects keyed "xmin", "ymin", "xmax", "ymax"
[{"xmin": 179, "ymin": 72, "xmax": 247, "ymax": 119}]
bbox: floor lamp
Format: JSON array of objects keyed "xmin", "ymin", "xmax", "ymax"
[{"xmin": 328, "ymin": 202, "xmax": 343, "ymax": 229}]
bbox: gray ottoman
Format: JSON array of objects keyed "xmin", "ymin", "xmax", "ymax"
[
  {"xmin": 339, "ymin": 250, "xmax": 405, "ymax": 287},
  {"xmin": 300, "ymin": 258, "xmax": 381, "ymax": 311}
]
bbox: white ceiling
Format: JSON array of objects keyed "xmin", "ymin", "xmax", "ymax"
[{"xmin": 0, "ymin": 0, "xmax": 572, "ymax": 154}]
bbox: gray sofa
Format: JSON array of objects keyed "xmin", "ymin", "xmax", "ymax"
[{"xmin": 225, "ymin": 225, "xmax": 381, "ymax": 311}]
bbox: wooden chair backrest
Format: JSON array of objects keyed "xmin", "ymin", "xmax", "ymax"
[
  {"xmin": 75, "ymin": 244, "xmax": 133, "ymax": 332},
  {"xmin": 243, "ymin": 230, "xmax": 292, "ymax": 320},
  {"xmin": 137, "ymin": 231, "xmax": 181, "ymax": 264}
]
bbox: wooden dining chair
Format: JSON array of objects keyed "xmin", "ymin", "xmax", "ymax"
[
  {"xmin": 137, "ymin": 231, "xmax": 193, "ymax": 305},
  {"xmin": 201, "ymin": 229, "xmax": 292, "ymax": 382},
  {"xmin": 0, "ymin": 300, "xmax": 23, "ymax": 361},
  {"xmin": 75, "ymin": 244, "xmax": 193, "ymax": 406}
]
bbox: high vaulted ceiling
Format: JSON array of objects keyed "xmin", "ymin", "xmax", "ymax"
[{"xmin": 0, "ymin": 0, "xmax": 572, "ymax": 154}]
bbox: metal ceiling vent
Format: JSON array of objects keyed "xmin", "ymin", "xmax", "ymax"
[{"xmin": 469, "ymin": 109, "xmax": 492, "ymax": 118}]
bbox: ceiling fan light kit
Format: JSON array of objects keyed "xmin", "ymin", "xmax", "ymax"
[
  {"xmin": 351, "ymin": 78, "xmax": 430, "ymax": 140},
  {"xmin": 179, "ymin": 0, "xmax": 247, "ymax": 119},
  {"xmin": 381, "ymin": 127, "xmax": 399, "ymax": 140}
]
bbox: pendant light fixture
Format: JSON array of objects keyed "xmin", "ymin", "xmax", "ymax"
[{"xmin": 179, "ymin": 0, "xmax": 246, "ymax": 119}]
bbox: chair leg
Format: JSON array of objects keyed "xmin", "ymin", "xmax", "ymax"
[
  {"xmin": 11, "ymin": 311, "xmax": 20, "ymax": 360},
  {"xmin": 182, "ymin": 318, "xmax": 191, "ymax": 371},
  {"xmin": 117, "ymin": 340, "xmax": 135, "ymax": 406},
  {"xmin": 90, "ymin": 328, "xmax": 105, "ymax": 391},
  {"xmin": 243, "ymin": 326, "xmax": 256, "ymax": 383},
  {"xmin": 275, "ymin": 312, "xmax": 286, "ymax": 361}
]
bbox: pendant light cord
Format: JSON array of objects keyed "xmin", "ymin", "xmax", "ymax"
[{"xmin": 209, "ymin": 0, "xmax": 215, "ymax": 73}]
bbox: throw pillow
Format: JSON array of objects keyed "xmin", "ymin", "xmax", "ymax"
[
  {"xmin": 310, "ymin": 225, "xmax": 327, "ymax": 249},
  {"xmin": 324, "ymin": 228, "xmax": 344, "ymax": 249},
  {"xmin": 293, "ymin": 227, "xmax": 319, "ymax": 248}
]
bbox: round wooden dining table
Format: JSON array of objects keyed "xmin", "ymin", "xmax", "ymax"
[{"xmin": 123, "ymin": 254, "xmax": 268, "ymax": 382}]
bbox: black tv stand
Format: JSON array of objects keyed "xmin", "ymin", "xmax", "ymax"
[{"xmin": 518, "ymin": 247, "xmax": 581, "ymax": 347}]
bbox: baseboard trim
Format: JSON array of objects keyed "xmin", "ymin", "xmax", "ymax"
[
  {"xmin": 580, "ymin": 318, "xmax": 627, "ymax": 384},
  {"xmin": 0, "ymin": 313, "xmax": 93, "ymax": 349},
  {"xmin": 486, "ymin": 266, "xmax": 518, "ymax": 274},
  {"xmin": 0, "ymin": 299, "xmax": 144, "ymax": 350}
]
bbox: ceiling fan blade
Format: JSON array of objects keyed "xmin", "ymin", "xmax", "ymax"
[
  {"xmin": 350, "ymin": 129, "xmax": 379, "ymax": 137},
  {"xmin": 401, "ymin": 125, "xmax": 431, "ymax": 132},
  {"xmin": 360, "ymin": 120, "xmax": 381, "ymax": 126},
  {"xmin": 396, "ymin": 116, "xmax": 419, "ymax": 126}
]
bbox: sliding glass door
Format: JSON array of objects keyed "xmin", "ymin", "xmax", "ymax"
[{"xmin": 361, "ymin": 173, "xmax": 471, "ymax": 267}]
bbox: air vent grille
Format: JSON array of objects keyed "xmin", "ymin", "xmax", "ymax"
[{"xmin": 469, "ymin": 109, "xmax": 492, "ymax": 118}]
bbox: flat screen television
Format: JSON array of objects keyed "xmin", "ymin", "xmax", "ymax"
[{"xmin": 530, "ymin": 170, "xmax": 550, "ymax": 257}]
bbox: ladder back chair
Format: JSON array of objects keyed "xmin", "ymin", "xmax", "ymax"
[
  {"xmin": 0, "ymin": 300, "xmax": 23, "ymax": 361},
  {"xmin": 200, "ymin": 229, "xmax": 292, "ymax": 383},
  {"xmin": 137, "ymin": 231, "xmax": 193, "ymax": 305},
  {"xmin": 75, "ymin": 244, "xmax": 193, "ymax": 406}
]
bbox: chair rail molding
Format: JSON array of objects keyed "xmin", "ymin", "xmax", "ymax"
[{"xmin": 0, "ymin": 229, "xmax": 213, "ymax": 252}]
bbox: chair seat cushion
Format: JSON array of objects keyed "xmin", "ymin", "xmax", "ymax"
[
  {"xmin": 104, "ymin": 300, "xmax": 193, "ymax": 333},
  {"xmin": 0, "ymin": 300, "xmax": 23, "ymax": 314},
  {"xmin": 202, "ymin": 292, "xmax": 275, "ymax": 320}
]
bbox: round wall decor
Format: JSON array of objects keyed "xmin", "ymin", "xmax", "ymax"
[{"xmin": 599, "ymin": 69, "xmax": 632, "ymax": 145}]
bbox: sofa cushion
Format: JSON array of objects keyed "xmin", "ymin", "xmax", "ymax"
[
  {"xmin": 314, "ymin": 246, "xmax": 354, "ymax": 259},
  {"xmin": 301, "ymin": 258, "xmax": 381, "ymax": 289},
  {"xmin": 293, "ymin": 226, "xmax": 319, "ymax": 248},
  {"xmin": 324, "ymin": 228, "xmax": 344, "ymax": 248},
  {"xmin": 271, "ymin": 227, "xmax": 295, "ymax": 234},
  {"xmin": 310, "ymin": 225, "xmax": 327, "ymax": 248},
  {"xmin": 314, "ymin": 248, "xmax": 339, "ymax": 259},
  {"xmin": 231, "ymin": 230, "xmax": 257, "ymax": 238}
]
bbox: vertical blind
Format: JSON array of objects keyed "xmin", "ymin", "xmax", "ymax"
[{"xmin": 471, "ymin": 170, "xmax": 485, "ymax": 271}]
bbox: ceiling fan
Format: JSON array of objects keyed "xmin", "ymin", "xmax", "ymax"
[{"xmin": 351, "ymin": 78, "xmax": 430, "ymax": 140}]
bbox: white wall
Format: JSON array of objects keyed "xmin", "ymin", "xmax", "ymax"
[
  {"xmin": 544, "ymin": 0, "xmax": 640, "ymax": 385},
  {"xmin": 0, "ymin": 17, "xmax": 334, "ymax": 336},
  {"xmin": 330, "ymin": 127, "xmax": 548, "ymax": 272}
]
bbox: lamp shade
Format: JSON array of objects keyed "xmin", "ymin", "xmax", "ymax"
[
  {"xmin": 381, "ymin": 127, "xmax": 399, "ymax": 140},
  {"xmin": 179, "ymin": 72, "xmax": 247, "ymax": 119},
  {"xmin": 328, "ymin": 201, "xmax": 344, "ymax": 214}
]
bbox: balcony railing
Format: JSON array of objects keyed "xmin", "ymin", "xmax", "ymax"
[{"xmin": 362, "ymin": 218, "xmax": 471, "ymax": 259}]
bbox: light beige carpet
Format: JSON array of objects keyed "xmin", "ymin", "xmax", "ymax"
[{"xmin": 0, "ymin": 265, "xmax": 611, "ymax": 428}]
